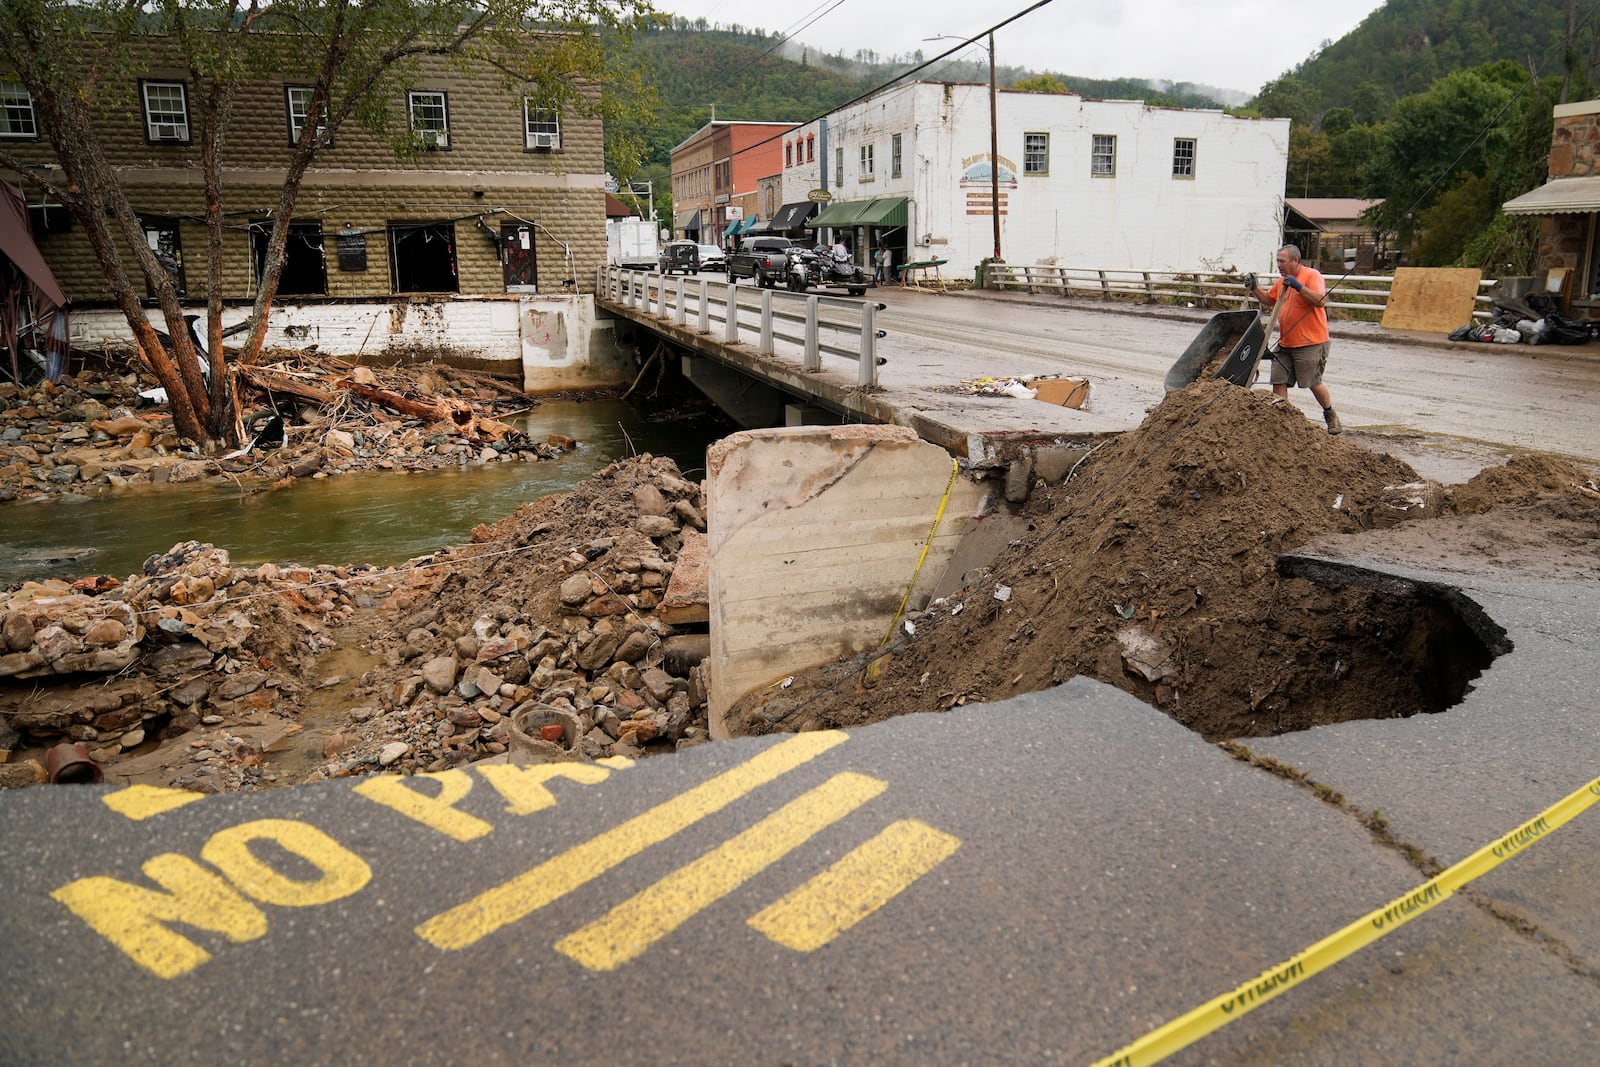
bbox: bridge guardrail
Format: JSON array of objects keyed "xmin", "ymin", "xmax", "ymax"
[
  {"xmin": 598, "ymin": 266, "xmax": 881, "ymax": 388},
  {"xmin": 983, "ymin": 264, "xmax": 1500, "ymax": 321}
]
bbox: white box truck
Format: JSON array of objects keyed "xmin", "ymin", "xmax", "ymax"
[{"xmin": 607, "ymin": 217, "xmax": 659, "ymax": 271}]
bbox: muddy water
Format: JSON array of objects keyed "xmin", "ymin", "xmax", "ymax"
[{"xmin": 1, "ymin": 398, "xmax": 729, "ymax": 586}]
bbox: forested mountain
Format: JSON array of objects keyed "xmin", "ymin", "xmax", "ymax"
[
  {"xmin": 1286, "ymin": 0, "xmax": 1594, "ymax": 116},
  {"xmin": 614, "ymin": 21, "xmax": 1232, "ymax": 175}
]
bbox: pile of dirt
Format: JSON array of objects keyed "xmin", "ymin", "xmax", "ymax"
[{"xmin": 727, "ymin": 380, "xmax": 1600, "ymax": 741}]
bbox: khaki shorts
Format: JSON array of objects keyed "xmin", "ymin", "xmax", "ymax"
[{"xmin": 1270, "ymin": 341, "xmax": 1329, "ymax": 388}]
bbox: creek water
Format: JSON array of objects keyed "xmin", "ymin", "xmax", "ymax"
[{"xmin": 1, "ymin": 397, "xmax": 731, "ymax": 587}]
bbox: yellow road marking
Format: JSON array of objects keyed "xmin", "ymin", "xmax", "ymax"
[
  {"xmin": 416, "ymin": 731, "xmax": 849, "ymax": 951},
  {"xmin": 101, "ymin": 785, "xmax": 205, "ymax": 821},
  {"xmin": 749, "ymin": 819, "xmax": 960, "ymax": 952},
  {"xmin": 556, "ymin": 772, "xmax": 887, "ymax": 970},
  {"xmin": 353, "ymin": 770, "xmax": 492, "ymax": 842}
]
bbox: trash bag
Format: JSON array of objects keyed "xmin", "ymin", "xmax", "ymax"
[{"xmin": 1447, "ymin": 324, "xmax": 1477, "ymax": 342}]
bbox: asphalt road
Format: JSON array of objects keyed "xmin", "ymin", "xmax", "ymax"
[
  {"xmin": 4, "ymin": 298, "xmax": 1599, "ymax": 1064},
  {"xmin": 875, "ymin": 287, "xmax": 1600, "ymax": 475}
]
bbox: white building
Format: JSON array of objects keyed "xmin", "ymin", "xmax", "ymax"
[{"xmin": 776, "ymin": 82, "xmax": 1290, "ymax": 279}]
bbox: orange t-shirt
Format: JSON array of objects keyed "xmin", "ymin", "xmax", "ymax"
[{"xmin": 1268, "ymin": 266, "xmax": 1329, "ymax": 348}]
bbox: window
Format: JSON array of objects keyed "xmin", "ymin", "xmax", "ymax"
[
  {"xmin": 0, "ymin": 83, "xmax": 36, "ymax": 139},
  {"xmin": 1172, "ymin": 137, "xmax": 1196, "ymax": 178},
  {"xmin": 523, "ymin": 100, "xmax": 560, "ymax": 151},
  {"xmin": 140, "ymin": 216, "xmax": 185, "ymax": 295},
  {"xmin": 252, "ymin": 220, "xmax": 327, "ymax": 295},
  {"xmin": 142, "ymin": 81, "xmax": 190, "ymax": 143},
  {"xmin": 1023, "ymin": 132, "xmax": 1049, "ymax": 175},
  {"xmin": 388, "ymin": 221, "xmax": 458, "ymax": 293},
  {"xmin": 285, "ymin": 86, "xmax": 330, "ymax": 147},
  {"xmin": 835, "ymin": 146, "xmax": 844, "ymax": 184},
  {"xmin": 408, "ymin": 90, "xmax": 449, "ymax": 149},
  {"xmin": 859, "ymin": 143, "xmax": 874, "ymax": 178},
  {"xmin": 806, "ymin": 134, "xmax": 814, "ymax": 162},
  {"xmin": 785, "ymin": 142, "xmax": 793, "ymax": 167},
  {"xmin": 891, "ymin": 133, "xmax": 902, "ymax": 179},
  {"xmin": 1091, "ymin": 134, "xmax": 1116, "ymax": 177}
]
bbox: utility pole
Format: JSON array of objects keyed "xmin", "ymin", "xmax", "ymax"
[{"xmin": 988, "ymin": 31, "xmax": 1001, "ymax": 262}]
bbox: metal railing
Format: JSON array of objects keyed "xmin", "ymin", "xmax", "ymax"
[
  {"xmin": 597, "ymin": 266, "xmax": 881, "ymax": 387},
  {"xmin": 983, "ymin": 264, "xmax": 1500, "ymax": 320}
]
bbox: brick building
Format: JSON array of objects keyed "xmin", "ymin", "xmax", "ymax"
[
  {"xmin": 0, "ymin": 42, "xmax": 605, "ymax": 303},
  {"xmin": 669, "ymin": 120, "xmax": 792, "ymax": 247},
  {"xmin": 0, "ymin": 37, "xmax": 628, "ymax": 383}
]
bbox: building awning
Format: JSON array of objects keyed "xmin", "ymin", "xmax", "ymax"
[
  {"xmin": 807, "ymin": 196, "xmax": 908, "ymax": 229},
  {"xmin": 674, "ymin": 209, "xmax": 700, "ymax": 230},
  {"xmin": 1503, "ymin": 175, "xmax": 1600, "ymax": 215},
  {"xmin": 769, "ymin": 201, "xmax": 818, "ymax": 231},
  {"xmin": 808, "ymin": 199, "xmax": 868, "ymax": 228},
  {"xmin": 722, "ymin": 218, "xmax": 741, "ymax": 236},
  {"xmin": 743, "ymin": 217, "xmax": 768, "ymax": 234}
]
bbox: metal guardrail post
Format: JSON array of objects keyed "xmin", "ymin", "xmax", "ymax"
[
  {"xmin": 1142, "ymin": 271, "xmax": 1154, "ymax": 302},
  {"xmin": 1099, "ymin": 270, "xmax": 1110, "ymax": 300},
  {"xmin": 724, "ymin": 284, "xmax": 739, "ymax": 344},
  {"xmin": 698, "ymin": 278, "xmax": 710, "ymax": 333},
  {"xmin": 803, "ymin": 296, "xmax": 820, "ymax": 370},
  {"xmin": 673, "ymin": 276, "xmax": 686, "ymax": 327},
  {"xmin": 759, "ymin": 289, "xmax": 775, "ymax": 356},
  {"xmin": 859, "ymin": 303, "xmax": 877, "ymax": 387}
]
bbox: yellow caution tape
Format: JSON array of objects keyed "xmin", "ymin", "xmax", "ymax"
[
  {"xmin": 1092, "ymin": 771, "xmax": 1600, "ymax": 1067},
  {"xmin": 862, "ymin": 456, "xmax": 960, "ymax": 689}
]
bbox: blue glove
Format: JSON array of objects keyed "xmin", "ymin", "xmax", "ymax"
[{"xmin": 1282, "ymin": 274, "xmax": 1303, "ymax": 292}]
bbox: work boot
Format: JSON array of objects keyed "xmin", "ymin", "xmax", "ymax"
[{"xmin": 1323, "ymin": 407, "xmax": 1343, "ymax": 435}]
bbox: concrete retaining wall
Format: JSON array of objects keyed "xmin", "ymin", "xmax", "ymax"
[
  {"xmin": 69, "ymin": 294, "xmax": 632, "ymax": 392},
  {"xmin": 705, "ymin": 425, "xmax": 988, "ymax": 737}
]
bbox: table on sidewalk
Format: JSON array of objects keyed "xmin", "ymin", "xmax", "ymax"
[{"xmin": 898, "ymin": 258, "xmax": 949, "ymax": 292}]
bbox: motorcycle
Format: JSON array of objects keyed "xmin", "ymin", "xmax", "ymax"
[{"xmin": 786, "ymin": 246, "xmax": 869, "ymax": 297}]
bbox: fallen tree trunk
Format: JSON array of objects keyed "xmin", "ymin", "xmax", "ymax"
[{"xmin": 236, "ymin": 364, "xmax": 335, "ymax": 406}]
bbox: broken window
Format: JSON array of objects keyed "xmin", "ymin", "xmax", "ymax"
[
  {"xmin": 142, "ymin": 81, "xmax": 190, "ymax": 143},
  {"xmin": 139, "ymin": 216, "xmax": 185, "ymax": 296},
  {"xmin": 251, "ymin": 220, "xmax": 327, "ymax": 296},
  {"xmin": 387, "ymin": 221, "xmax": 458, "ymax": 293}
]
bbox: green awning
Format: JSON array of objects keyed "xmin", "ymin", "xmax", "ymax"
[
  {"xmin": 855, "ymin": 197, "xmax": 908, "ymax": 227},
  {"xmin": 807, "ymin": 199, "xmax": 868, "ymax": 228},
  {"xmin": 723, "ymin": 219, "xmax": 741, "ymax": 236}
]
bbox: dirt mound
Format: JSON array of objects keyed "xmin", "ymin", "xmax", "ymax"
[
  {"xmin": 1444, "ymin": 452, "xmax": 1598, "ymax": 515},
  {"xmin": 728, "ymin": 380, "xmax": 1592, "ymax": 741}
]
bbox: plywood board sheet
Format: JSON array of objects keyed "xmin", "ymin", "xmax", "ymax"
[{"xmin": 1381, "ymin": 267, "xmax": 1482, "ymax": 333}]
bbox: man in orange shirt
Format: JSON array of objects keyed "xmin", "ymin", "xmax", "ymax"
[{"xmin": 1246, "ymin": 244, "xmax": 1342, "ymax": 434}]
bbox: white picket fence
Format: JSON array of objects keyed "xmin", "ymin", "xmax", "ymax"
[{"xmin": 983, "ymin": 264, "xmax": 1500, "ymax": 320}]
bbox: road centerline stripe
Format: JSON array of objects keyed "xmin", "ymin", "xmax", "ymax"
[
  {"xmin": 416, "ymin": 731, "xmax": 848, "ymax": 951},
  {"xmin": 749, "ymin": 819, "xmax": 961, "ymax": 952},
  {"xmin": 555, "ymin": 771, "xmax": 888, "ymax": 971}
]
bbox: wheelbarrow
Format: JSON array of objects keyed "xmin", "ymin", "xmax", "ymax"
[{"xmin": 1163, "ymin": 287, "xmax": 1288, "ymax": 391}]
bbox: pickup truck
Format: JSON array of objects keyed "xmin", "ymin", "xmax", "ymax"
[{"xmin": 725, "ymin": 236, "xmax": 798, "ymax": 288}]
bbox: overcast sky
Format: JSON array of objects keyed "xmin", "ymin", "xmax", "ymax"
[{"xmin": 656, "ymin": 0, "xmax": 1390, "ymax": 100}]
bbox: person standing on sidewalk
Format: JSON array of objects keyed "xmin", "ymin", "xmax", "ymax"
[{"xmin": 1246, "ymin": 244, "xmax": 1342, "ymax": 434}]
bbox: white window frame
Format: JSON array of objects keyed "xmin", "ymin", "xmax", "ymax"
[
  {"xmin": 142, "ymin": 81, "xmax": 190, "ymax": 143},
  {"xmin": 835, "ymin": 146, "xmax": 844, "ymax": 185},
  {"xmin": 859, "ymin": 143, "xmax": 874, "ymax": 180},
  {"xmin": 408, "ymin": 90, "xmax": 449, "ymax": 149},
  {"xmin": 285, "ymin": 86, "xmax": 330, "ymax": 147},
  {"xmin": 523, "ymin": 99, "xmax": 561, "ymax": 151},
  {"xmin": 0, "ymin": 82, "xmax": 36, "ymax": 139},
  {"xmin": 1172, "ymin": 137, "xmax": 1197, "ymax": 179},
  {"xmin": 1023, "ymin": 132, "xmax": 1049, "ymax": 175},
  {"xmin": 891, "ymin": 133, "xmax": 902, "ymax": 179},
  {"xmin": 1091, "ymin": 133, "xmax": 1116, "ymax": 177}
]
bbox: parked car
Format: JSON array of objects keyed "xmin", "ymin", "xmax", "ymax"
[
  {"xmin": 658, "ymin": 239, "xmax": 700, "ymax": 275},
  {"xmin": 696, "ymin": 243, "xmax": 727, "ymax": 272},
  {"xmin": 726, "ymin": 236, "xmax": 798, "ymax": 288}
]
